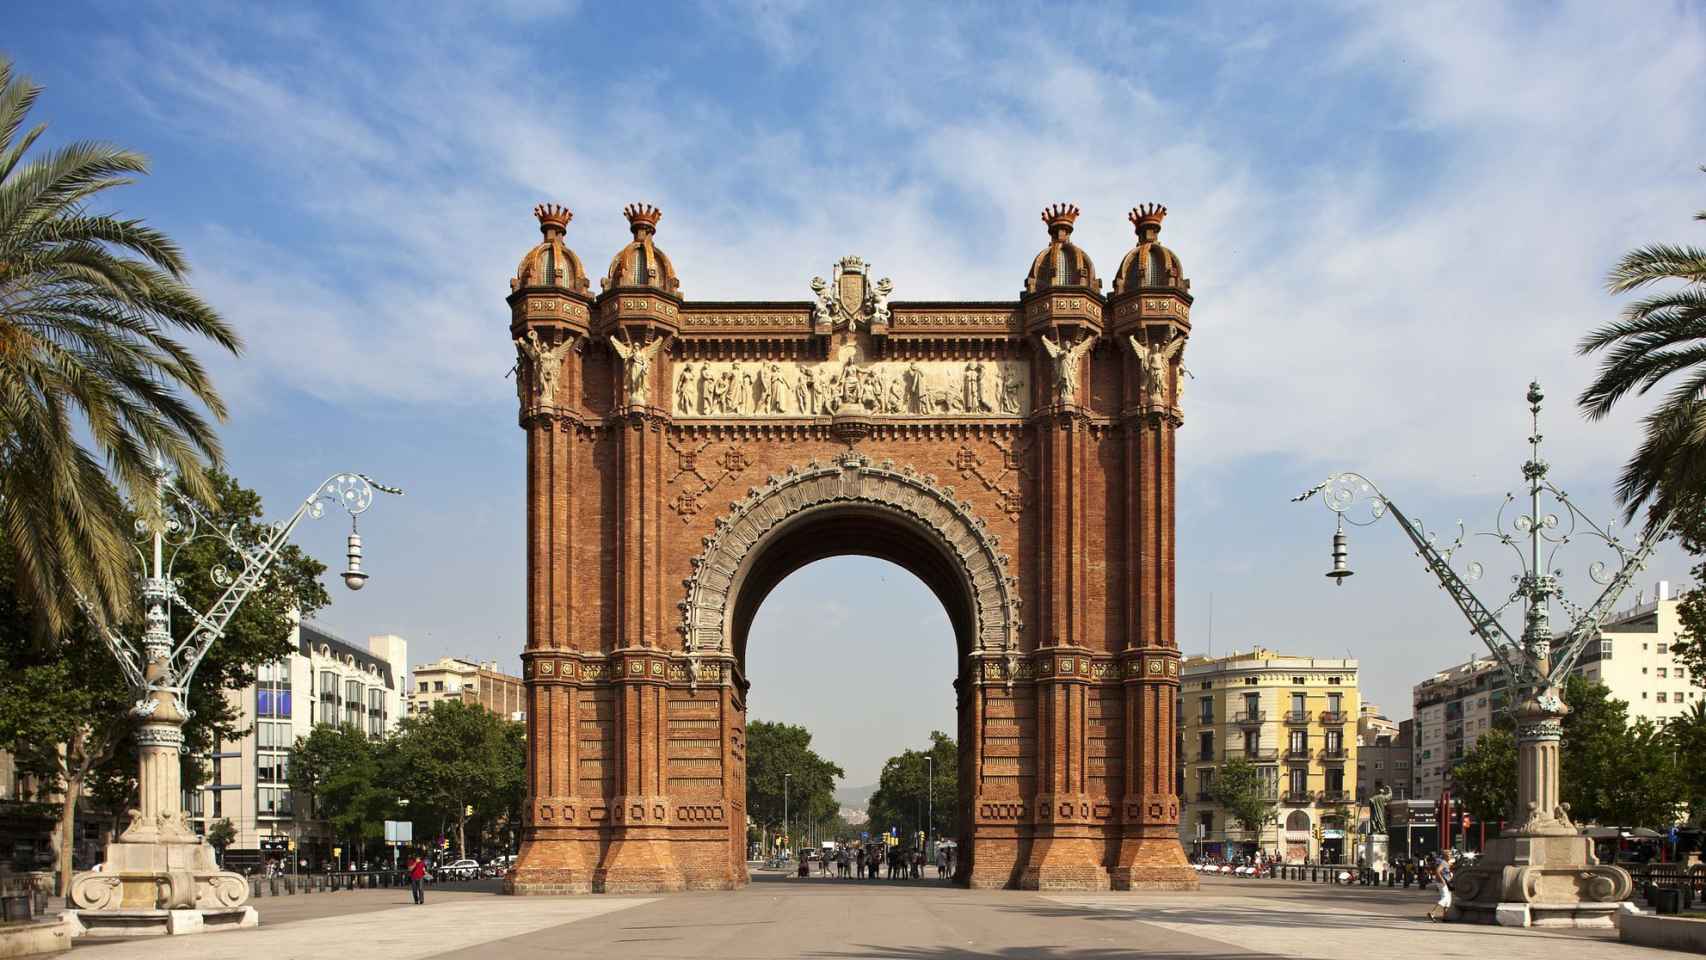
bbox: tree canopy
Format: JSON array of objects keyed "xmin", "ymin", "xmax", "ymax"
[
  {"xmin": 745, "ymin": 720, "xmax": 843, "ymax": 840},
  {"xmin": 1209, "ymin": 757, "xmax": 1276, "ymax": 836},
  {"xmin": 0, "ymin": 56, "xmax": 241, "ymax": 633},
  {"xmin": 865, "ymin": 731, "xmax": 957, "ymax": 844}
]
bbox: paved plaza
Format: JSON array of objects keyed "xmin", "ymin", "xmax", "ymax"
[{"xmin": 64, "ymin": 874, "xmax": 1682, "ymax": 959}]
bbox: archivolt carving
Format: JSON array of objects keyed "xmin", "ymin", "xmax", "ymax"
[{"xmin": 678, "ymin": 452, "xmax": 1022, "ymax": 657}]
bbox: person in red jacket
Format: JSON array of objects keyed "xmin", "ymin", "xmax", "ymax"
[{"xmin": 408, "ymin": 853, "xmax": 427, "ymax": 905}]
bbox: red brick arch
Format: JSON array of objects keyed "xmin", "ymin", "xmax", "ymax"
[{"xmin": 504, "ymin": 205, "xmax": 1196, "ymax": 894}]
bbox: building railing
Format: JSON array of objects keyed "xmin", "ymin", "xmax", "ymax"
[
  {"xmin": 1198, "ymin": 750, "xmax": 1216, "ymax": 762},
  {"xmin": 1318, "ymin": 710, "xmax": 1348, "ymax": 724},
  {"xmin": 1242, "ymin": 748, "xmax": 1279, "ymax": 761},
  {"xmin": 1282, "ymin": 790, "xmax": 1315, "ymax": 804},
  {"xmin": 1196, "ymin": 790, "xmax": 1215, "ymax": 801},
  {"xmin": 1284, "ymin": 710, "xmax": 1311, "ymax": 725},
  {"xmin": 1234, "ymin": 710, "xmax": 1266, "ymax": 724},
  {"xmin": 1285, "ymin": 746, "xmax": 1312, "ymax": 760},
  {"xmin": 1319, "ymin": 747, "xmax": 1348, "ymax": 761},
  {"xmin": 1318, "ymin": 790, "xmax": 1350, "ymax": 804}
]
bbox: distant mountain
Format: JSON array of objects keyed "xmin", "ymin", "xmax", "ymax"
[{"xmin": 835, "ymin": 783, "xmax": 876, "ymax": 811}]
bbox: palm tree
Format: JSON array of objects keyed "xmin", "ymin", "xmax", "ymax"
[
  {"xmin": 0, "ymin": 57, "xmax": 240, "ymax": 631},
  {"xmin": 1578, "ymin": 167, "xmax": 1706, "ymax": 526}
]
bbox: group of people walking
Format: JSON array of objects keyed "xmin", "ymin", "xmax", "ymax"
[{"xmin": 794, "ymin": 844, "xmax": 955, "ymax": 880}]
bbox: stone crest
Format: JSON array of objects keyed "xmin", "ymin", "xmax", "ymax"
[{"xmin": 811, "ymin": 256, "xmax": 892, "ymax": 331}]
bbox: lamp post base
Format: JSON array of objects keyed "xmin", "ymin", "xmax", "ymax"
[
  {"xmin": 68, "ymin": 836, "xmax": 251, "ymax": 934},
  {"xmin": 67, "ymin": 905, "xmax": 258, "ymax": 939},
  {"xmin": 1445, "ymin": 830, "xmax": 1632, "ymax": 929}
]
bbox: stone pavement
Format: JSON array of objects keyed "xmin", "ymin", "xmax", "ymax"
[{"xmin": 65, "ymin": 875, "xmax": 1683, "ymax": 959}]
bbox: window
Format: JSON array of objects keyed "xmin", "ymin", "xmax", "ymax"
[
  {"xmin": 1244, "ymin": 677, "xmax": 1258, "ymax": 685},
  {"xmin": 1397, "ymin": 760, "xmax": 1410, "ymax": 769},
  {"xmin": 1289, "ymin": 730, "xmax": 1308, "ymax": 755},
  {"xmin": 1678, "ymin": 691, "xmax": 1686, "ymax": 702},
  {"xmin": 418, "ymin": 681, "xmax": 428, "ymax": 692},
  {"xmin": 1199, "ymin": 697, "xmax": 1213, "ymax": 723},
  {"xmin": 1680, "ymin": 669, "xmax": 1689, "ymax": 679},
  {"xmin": 1200, "ymin": 681, "xmax": 1212, "ymax": 690},
  {"xmin": 434, "ymin": 681, "xmax": 445, "ymax": 692},
  {"xmin": 1289, "ymin": 767, "xmax": 1308, "ymax": 795},
  {"xmin": 1599, "ymin": 640, "xmax": 1613, "ymax": 658},
  {"xmin": 1328, "ymin": 676, "xmax": 1342, "ymax": 685},
  {"xmin": 256, "ymin": 752, "xmax": 288, "ymax": 783},
  {"xmin": 1291, "ymin": 676, "xmax": 1304, "ymax": 685},
  {"xmin": 1659, "ymin": 668, "xmax": 1668, "ymax": 678},
  {"xmin": 1657, "ymin": 692, "xmax": 1667, "ymax": 703},
  {"xmin": 1324, "ymin": 730, "xmax": 1343, "ymax": 755},
  {"xmin": 1327, "ymin": 692, "xmax": 1342, "ymax": 714},
  {"xmin": 1291, "ymin": 693, "xmax": 1306, "ymax": 713},
  {"xmin": 319, "ymin": 670, "xmax": 336, "ymax": 699},
  {"xmin": 1199, "ymin": 731, "xmax": 1214, "ymax": 762},
  {"xmin": 1243, "ymin": 693, "xmax": 1259, "ymax": 715},
  {"xmin": 1643, "ymin": 667, "xmax": 1649, "ymax": 674},
  {"xmin": 1197, "ymin": 811, "xmax": 1214, "ymax": 834}
]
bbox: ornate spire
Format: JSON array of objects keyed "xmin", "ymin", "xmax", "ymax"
[
  {"xmin": 1129, "ymin": 203, "xmax": 1166, "ymax": 243},
  {"xmin": 1041, "ymin": 203, "xmax": 1080, "ymax": 241},
  {"xmin": 533, "ymin": 203, "xmax": 572, "ymax": 238},
  {"xmin": 623, "ymin": 203, "xmax": 662, "ymax": 237}
]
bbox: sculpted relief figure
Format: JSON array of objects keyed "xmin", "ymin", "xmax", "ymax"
[
  {"xmin": 515, "ymin": 329, "xmax": 572, "ymax": 408},
  {"xmin": 1128, "ymin": 332, "xmax": 1186, "ymax": 406},
  {"xmin": 1039, "ymin": 332, "xmax": 1094, "ymax": 405},
  {"xmin": 675, "ymin": 363, "xmax": 695, "ymax": 415},
  {"xmin": 610, "ymin": 333, "xmax": 663, "ymax": 408},
  {"xmin": 697, "ymin": 362, "xmax": 715, "ymax": 415}
]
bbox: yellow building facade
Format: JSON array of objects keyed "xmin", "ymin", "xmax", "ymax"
[{"xmin": 1177, "ymin": 647, "xmax": 1360, "ymax": 863}]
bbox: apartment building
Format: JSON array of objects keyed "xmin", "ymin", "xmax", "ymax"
[
  {"xmin": 1178, "ymin": 647, "xmax": 1360, "ymax": 863},
  {"xmin": 1570, "ymin": 581, "xmax": 1701, "ymax": 725},
  {"xmin": 186, "ymin": 620, "xmax": 407, "ymax": 873},
  {"xmin": 1411, "ymin": 655, "xmax": 1506, "ymax": 802},
  {"xmin": 1354, "ymin": 706, "xmax": 1412, "ymax": 803},
  {"xmin": 406, "ymin": 657, "xmax": 525, "ymax": 722}
]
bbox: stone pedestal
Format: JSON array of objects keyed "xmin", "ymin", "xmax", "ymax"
[
  {"xmin": 1359, "ymin": 834, "xmax": 1389, "ymax": 874},
  {"xmin": 1447, "ymin": 830, "xmax": 1632, "ymax": 928}
]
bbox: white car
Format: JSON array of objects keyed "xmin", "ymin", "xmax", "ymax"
[{"xmin": 438, "ymin": 858, "xmax": 480, "ymax": 880}]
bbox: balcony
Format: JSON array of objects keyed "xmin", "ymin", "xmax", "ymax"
[
  {"xmin": 1318, "ymin": 710, "xmax": 1348, "ymax": 724},
  {"xmin": 1319, "ymin": 747, "xmax": 1348, "ymax": 762},
  {"xmin": 1285, "ymin": 746, "xmax": 1313, "ymax": 760},
  {"xmin": 1318, "ymin": 790, "xmax": 1349, "ymax": 804},
  {"xmin": 1196, "ymin": 791, "xmax": 1215, "ymax": 802},
  {"xmin": 1242, "ymin": 748, "xmax": 1279, "ymax": 762},
  {"xmin": 1284, "ymin": 710, "xmax": 1312, "ymax": 725},
  {"xmin": 1283, "ymin": 790, "xmax": 1315, "ymax": 804},
  {"xmin": 1234, "ymin": 710, "xmax": 1267, "ymax": 725},
  {"xmin": 1197, "ymin": 751, "xmax": 1216, "ymax": 763}
]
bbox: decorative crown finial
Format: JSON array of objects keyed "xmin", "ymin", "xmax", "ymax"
[
  {"xmin": 533, "ymin": 203, "xmax": 572, "ymax": 236},
  {"xmin": 1129, "ymin": 203, "xmax": 1167, "ymax": 232},
  {"xmin": 623, "ymin": 203, "xmax": 662, "ymax": 235},
  {"xmin": 1041, "ymin": 203, "xmax": 1080, "ymax": 235}
]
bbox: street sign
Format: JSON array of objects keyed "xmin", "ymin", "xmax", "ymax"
[{"xmin": 384, "ymin": 820, "xmax": 413, "ymax": 844}]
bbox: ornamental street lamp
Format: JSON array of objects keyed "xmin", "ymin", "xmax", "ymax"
[
  {"xmin": 68, "ymin": 457, "xmax": 401, "ymax": 927},
  {"xmin": 1295, "ymin": 382, "xmax": 1662, "ymax": 927}
]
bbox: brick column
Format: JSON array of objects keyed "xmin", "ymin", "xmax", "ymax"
[{"xmin": 1110, "ymin": 324, "xmax": 1194, "ymax": 889}]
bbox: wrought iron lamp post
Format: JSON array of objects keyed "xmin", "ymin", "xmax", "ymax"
[
  {"xmin": 1295, "ymin": 382, "xmax": 1667, "ymax": 928},
  {"xmin": 68, "ymin": 458, "xmax": 401, "ymax": 931}
]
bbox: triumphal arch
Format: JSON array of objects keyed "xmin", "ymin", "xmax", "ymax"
[{"xmin": 504, "ymin": 200, "xmax": 1197, "ymax": 893}]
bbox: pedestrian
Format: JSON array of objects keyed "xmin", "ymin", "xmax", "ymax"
[
  {"xmin": 407, "ymin": 852, "xmax": 427, "ymax": 905},
  {"xmin": 1426, "ymin": 854, "xmax": 1453, "ymax": 921}
]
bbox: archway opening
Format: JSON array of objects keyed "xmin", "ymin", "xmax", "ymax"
[{"xmin": 733, "ymin": 506, "xmax": 974, "ymax": 884}]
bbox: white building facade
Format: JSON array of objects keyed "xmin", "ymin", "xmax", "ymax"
[
  {"xmin": 1571, "ymin": 582, "xmax": 1701, "ymax": 725},
  {"xmin": 188, "ymin": 620, "xmax": 406, "ymax": 873}
]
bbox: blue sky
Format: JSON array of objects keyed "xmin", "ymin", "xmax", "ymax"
[{"xmin": 10, "ymin": 1, "xmax": 1706, "ymax": 785}]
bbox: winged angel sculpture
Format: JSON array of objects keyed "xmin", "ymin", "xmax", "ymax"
[
  {"xmin": 514, "ymin": 329, "xmax": 573, "ymax": 407},
  {"xmin": 1128, "ymin": 332, "xmax": 1186, "ymax": 406},
  {"xmin": 610, "ymin": 333, "xmax": 664, "ymax": 407},
  {"xmin": 1039, "ymin": 332, "xmax": 1096, "ymax": 405}
]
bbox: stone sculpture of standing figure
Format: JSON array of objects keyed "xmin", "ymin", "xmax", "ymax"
[
  {"xmin": 610, "ymin": 333, "xmax": 662, "ymax": 408},
  {"xmin": 515, "ymin": 329, "xmax": 572, "ymax": 408},
  {"xmin": 1039, "ymin": 332, "xmax": 1093, "ymax": 405}
]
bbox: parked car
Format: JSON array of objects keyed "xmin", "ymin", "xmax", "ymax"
[{"xmin": 437, "ymin": 858, "xmax": 480, "ymax": 881}]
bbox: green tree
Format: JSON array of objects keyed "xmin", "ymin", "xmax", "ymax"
[
  {"xmin": 1449, "ymin": 680, "xmax": 1685, "ymax": 833},
  {"xmin": 0, "ymin": 57, "xmax": 241, "ymax": 633},
  {"xmin": 745, "ymin": 720, "xmax": 843, "ymax": 846},
  {"xmin": 288, "ymin": 724, "xmax": 393, "ymax": 867},
  {"xmin": 206, "ymin": 818, "xmax": 236, "ymax": 865},
  {"xmin": 388, "ymin": 700, "xmax": 522, "ymax": 858},
  {"xmin": 1208, "ymin": 757, "xmax": 1276, "ymax": 840},
  {"xmin": 865, "ymin": 732, "xmax": 957, "ymax": 845},
  {"xmin": 1452, "ymin": 728, "xmax": 1517, "ymax": 824},
  {"xmin": 0, "ymin": 471, "xmax": 323, "ymax": 893},
  {"xmin": 1667, "ymin": 701, "xmax": 1706, "ymax": 826}
]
